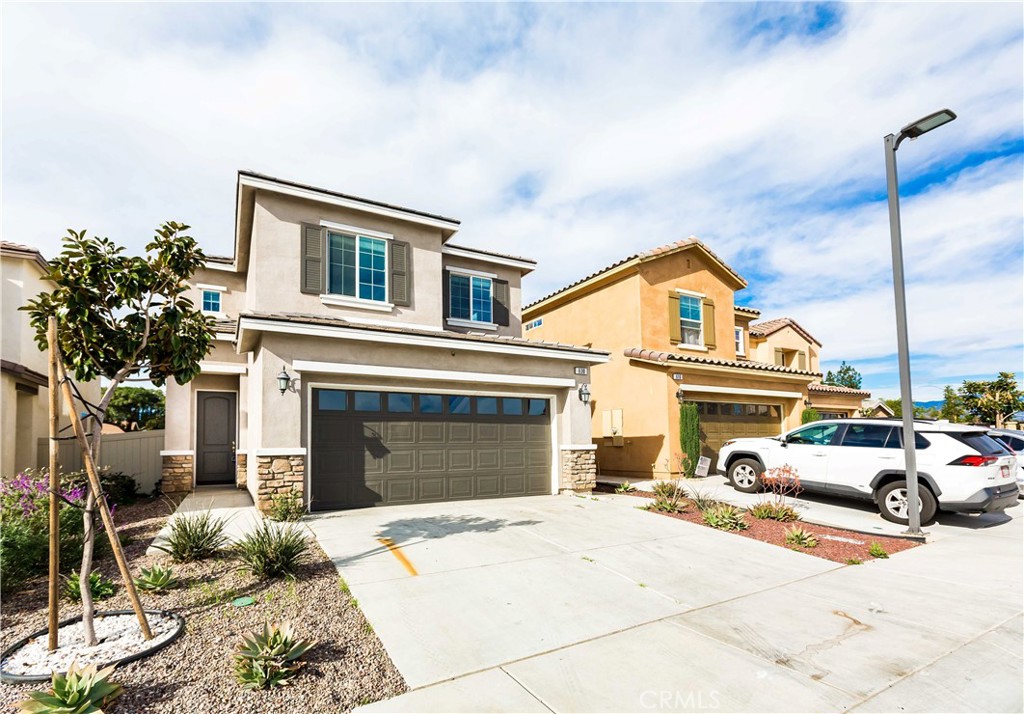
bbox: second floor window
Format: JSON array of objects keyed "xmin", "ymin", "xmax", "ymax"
[
  {"xmin": 201, "ymin": 289, "xmax": 221, "ymax": 313},
  {"xmin": 679, "ymin": 295, "xmax": 702, "ymax": 345},
  {"xmin": 328, "ymin": 231, "xmax": 387, "ymax": 302},
  {"xmin": 735, "ymin": 327, "xmax": 745, "ymax": 356},
  {"xmin": 450, "ymin": 273, "xmax": 493, "ymax": 323}
]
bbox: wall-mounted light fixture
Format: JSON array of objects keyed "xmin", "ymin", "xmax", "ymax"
[
  {"xmin": 675, "ymin": 385, "xmax": 685, "ymax": 404},
  {"xmin": 804, "ymin": 398, "xmax": 813, "ymax": 408},
  {"xmin": 577, "ymin": 383, "xmax": 591, "ymax": 405},
  {"xmin": 277, "ymin": 366, "xmax": 294, "ymax": 395}
]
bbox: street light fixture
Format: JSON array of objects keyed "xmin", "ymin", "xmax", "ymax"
[{"xmin": 884, "ymin": 108, "xmax": 956, "ymax": 535}]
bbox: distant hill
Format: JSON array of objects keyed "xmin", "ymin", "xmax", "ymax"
[{"xmin": 914, "ymin": 400, "xmax": 944, "ymax": 410}]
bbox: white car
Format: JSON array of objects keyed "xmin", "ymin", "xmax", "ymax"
[
  {"xmin": 716, "ymin": 419, "xmax": 1019, "ymax": 525},
  {"xmin": 988, "ymin": 429, "xmax": 1024, "ymax": 497}
]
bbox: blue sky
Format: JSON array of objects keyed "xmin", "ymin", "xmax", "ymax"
[{"xmin": 2, "ymin": 3, "xmax": 1022, "ymax": 400}]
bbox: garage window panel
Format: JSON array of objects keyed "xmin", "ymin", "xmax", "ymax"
[
  {"xmin": 477, "ymin": 397, "xmax": 498, "ymax": 415},
  {"xmin": 448, "ymin": 395, "xmax": 472, "ymax": 414},
  {"xmin": 527, "ymin": 399, "xmax": 548, "ymax": 416},
  {"xmin": 502, "ymin": 398, "xmax": 524, "ymax": 415},
  {"xmin": 419, "ymin": 394, "xmax": 443, "ymax": 414},
  {"xmin": 318, "ymin": 389, "xmax": 348, "ymax": 411},
  {"xmin": 388, "ymin": 393, "xmax": 413, "ymax": 413},
  {"xmin": 354, "ymin": 391, "xmax": 381, "ymax": 411}
]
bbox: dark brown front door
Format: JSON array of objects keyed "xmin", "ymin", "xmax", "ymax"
[{"xmin": 196, "ymin": 392, "xmax": 236, "ymax": 485}]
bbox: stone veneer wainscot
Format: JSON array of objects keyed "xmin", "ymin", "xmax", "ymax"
[
  {"xmin": 255, "ymin": 454, "xmax": 305, "ymax": 513},
  {"xmin": 160, "ymin": 454, "xmax": 193, "ymax": 497},
  {"xmin": 559, "ymin": 448, "xmax": 597, "ymax": 494}
]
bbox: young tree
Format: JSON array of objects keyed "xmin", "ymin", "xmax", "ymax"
[
  {"xmin": 882, "ymin": 398, "xmax": 928, "ymax": 419},
  {"xmin": 939, "ymin": 385, "xmax": 964, "ymax": 423},
  {"xmin": 959, "ymin": 372, "xmax": 1024, "ymax": 428},
  {"xmin": 25, "ymin": 223, "xmax": 212, "ymax": 645},
  {"xmin": 104, "ymin": 386, "xmax": 166, "ymax": 431},
  {"xmin": 823, "ymin": 361, "xmax": 863, "ymax": 389}
]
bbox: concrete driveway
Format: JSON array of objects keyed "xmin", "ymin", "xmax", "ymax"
[{"xmin": 307, "ymin": 494, "xmax": 1022, "ymax": 713}]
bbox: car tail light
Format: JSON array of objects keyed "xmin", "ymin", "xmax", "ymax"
[{"xmin": 948, "ymin": 455, "xmax": 998, "ymax": 467}]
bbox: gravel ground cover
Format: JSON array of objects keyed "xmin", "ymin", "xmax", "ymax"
[
  {"xmin": 0, "ymin": 497, "xmax": 406, "ymax": 713},
  {"xmin": 595, "ymin": 485, "xmax": 918, "ymax": 562}
]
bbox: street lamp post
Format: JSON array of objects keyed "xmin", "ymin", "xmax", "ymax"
[{"xmin": 884, "ymin": 108, "xmax": 956, "ymax": 536}]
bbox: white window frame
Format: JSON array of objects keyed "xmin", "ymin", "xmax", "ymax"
[
  {"xmin": 735, "ymin": 326, "xmax": 745, "ymax": 356},
  {"xmin": 675, "ymin": 288, "xmax": 704, "ymax": 351},
  {"xmin": 199, "ymin": 285, "xmax": 225, "ymax": 315},
  {"xmin": 325, "ymin": 228, "xmax": 391, "ymax": 308},
  {"xmin": 447, "ymin": 269, "xmax": 497, "ymax": 330}
]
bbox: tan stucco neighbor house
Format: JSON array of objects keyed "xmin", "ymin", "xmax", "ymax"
[
  {"xmin": 1, "ymin": 241, "xmax": 102, "ymax": 478},
  {"xmin": 161, "ymin": 171, "xmax": 608, "ymax": 512},
  {"xmin": 521, "ymin": 238, "xmax": 869, "ymax": 480}
]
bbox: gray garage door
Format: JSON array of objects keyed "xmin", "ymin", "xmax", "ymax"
[
  {"xmin": 310, "ymin": 388, "xmax": 552, "ymax": 511},
  {"xmin": 694, "ymin": 401, "xmax": 783, "ymax": 464}
]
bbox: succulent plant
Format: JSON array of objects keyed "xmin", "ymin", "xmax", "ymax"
[
  {"xmin": 614, "ymin": 481, "xmax": 637, "ymax": 494},
  {"xmin": 64, "ymin": 571, "xmax": 116, "ymax": 603},
  {"xmin": 232, "ymin": 521, "xmax": 308, "ymax": 579},
  {"xmin": 868, "ymin": 542, "xmax": 889, "ymax": 559},
  {"xmin": 152, "ymin": 511, "xmax": 228, "ymax": 563},
  {"xmin": 134, "ymin": 563, "xmax": 178, "ymax": 592},
  {"xmin": 784, "ymin": 525, "xmax": 819, "ymax": 548},
  {"xmin": 233, "ymin": 622, "xmax": 315, "ymax": 690},
  {"xmin": 14, "ymin": 661, "xmax": 123, "ymax": 713},
  {"xmin": 748, "ymin": 501, "xmax": 801, "ymax": 522},
  {"xmin": 701, "ymin": 503, "xmax": 748, "ymax": 531}
]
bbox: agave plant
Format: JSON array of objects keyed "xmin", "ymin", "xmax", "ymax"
[
  {"xmin": 614, "ymin": 481, "xmax": 637, "ymax": 494},
  {"xmin": 233, "ymin": 622, "xmax": 315, "ymax": 690},
  {"xmin": 64, "ymin": 571, "xmax": 116, "ymax": 603},
  {"xmin": 152, "ymin": 510, "xmax": 228, "ymax": 563},
  {"xmin": 233, "ymin": 521, "xmax": 308, "ymax": 578},
  {"xmin": 134, "ymin": 563, "xmax": 178, "ymax": 592},
  {"xmin": 784, "ymin": 525, "xmax": 819, "ymax": 548},
  {"xmin": 748, "ymin": 501, "xmax": 801, "ymax": 522},
  {"xmin": 701, "ymin": 503, "xmax": 748, "ymax": 531},
  {"xmin": 14, "ymin": 661, "xmax": 123, "ymax": 713}
]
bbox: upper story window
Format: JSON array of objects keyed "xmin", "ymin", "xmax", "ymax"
[
  {"xmin": 202, "ymin": 290, "xmax": 221, "ymax": 313},
  {"xmin": 678, "ymin": 295, "xmax": 703, "ymax": 345},
  {"xmin": 735, "ymin": 327, "xmax": 745, "ymax": 356},
  {"xmin": 524, "ymin": 318, "xmax": 543, "ymax": 331},
  {"xmin": 328, "ymin": 231, "xmax": 388, "ymax": 303},
  {"xmin": 450, "ymin": 273, "xmax": 492, "ymax": 323}
]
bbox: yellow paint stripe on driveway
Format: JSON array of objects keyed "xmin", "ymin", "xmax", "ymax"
[{"xmin": 378, "ymin": 537, "xmax": 418, "ymax": 576}]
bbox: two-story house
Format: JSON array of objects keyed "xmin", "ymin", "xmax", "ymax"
[
  {"xmin": 161, "ymin": 171, "xmax": 608, "ymax": 512},
  {"xmin": 2, "ymin": 241, "xmax": 102, "ymax": 477},
  {"xmin": 521, "ymin": 238, "xmax": 869, "ymax": 480}
]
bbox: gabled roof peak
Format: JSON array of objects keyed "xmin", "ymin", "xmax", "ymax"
[{"xmin": 748, "ymin": 317, "xmax": 821, "ymax": 347}]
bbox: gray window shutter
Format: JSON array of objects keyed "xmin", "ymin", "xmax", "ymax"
[
  {"xmin": 493, "ymin": 279, "xmax": 510, "ymax": 326},
  {"xmin": 390, "ymin": 241, "xmax": 411, "ymax": 307},
  {"xmin": 300, "ymin": 223, "xmax": 325, "ymax": 295},
  {"xmin": 775, "ymin": 348, "xmax": 785, "ymax": 366},
  {"xmin": 798, "ymin": 351, "xmax": 807, "ymax": 371},
  {"xmin": 702, "ymin": 298, "xmax": 716, "ymax": 349},
  {"xmin": 442, "ymin": 269, "xmax": 451, "ymax": 320},
  {"xmin": 668, "ymin": 293, "xmax": 681, "ymax": 343}
]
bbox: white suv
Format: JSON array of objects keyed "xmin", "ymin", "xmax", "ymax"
[{"xmin": 716, "ymin": 419, "xmax": 1019, "ymax": 525}]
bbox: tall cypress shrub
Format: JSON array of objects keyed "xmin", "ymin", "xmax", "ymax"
[{"xmin": 679, "ymin": 402, "xmax": 701, "ymax": 478}]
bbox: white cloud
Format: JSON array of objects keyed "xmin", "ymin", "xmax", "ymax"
[{"xmin": 2, "ymin": 2, "xmax": 1021, "ymax": 394}]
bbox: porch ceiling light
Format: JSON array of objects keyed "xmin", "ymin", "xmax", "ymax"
[
  {"xmin": 277, "ymin": 366, "xmax": 292, "ymax": 395},
  {"xmin": 577, "ymin": 383, "xmax": 591, "ymax": 405}
]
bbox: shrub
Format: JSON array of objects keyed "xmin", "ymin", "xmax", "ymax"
[
  {"xmin": 233, "ymin": 521, "xmax": 309, "ymax": 578},
  {"xmin": 615, "ymin": 481, "xmax": 637, "ymax": 494},
  {"xmin": 267, "ymin": 491, "xmax": 305, "ymax": 522},
  {"xmin": 0, "ymin": 469, "xmax": 91, "ymax": 594},
  {"xmin": 702, "ymin": 504, "xmax": 748, "ymax": 531},
  {"xmin": 784, "ymin": 526, "xmax": 819, "ymax": 548},
  {"xmin": 134, "ymin": 564, "xmax": 178, "ymax": 592},
  {"xmin": 679, "ymin": 402, "xmax": 701, "ymax": 478},
  {"xmin": 14, "ymin": 661, "xmax": 123, "ymax": 714},
  {"xmin": 761, "ymin": 464, "xmax": 803, "ymax": 507},
  {"xmin": 650, "ymin": 480, "xmax": 686, "ymax": 513},
  {"xmin": 64, "ymin": 468, "xmax": 138, "ymax": 505},
  {"xmin": 233, "ymin": 622, "xmax": 314, "ymax": 690},
  {"xmin": 688, "ymin": 488, "xmax": 721, "ymax": 513},
  {"xmin": 153, "ymin": 511, "xmax": 228, "ymax": 562},
  {"xmin": 65, "ymin": 570, "xmax": 117, "ymax": 602},
  {"xmin": 801, "ymin": 408, "xmax": 820, "ymax": 424},
  {"xmin": 747, "ymin": 501, "xmax": 800, "ymax": 522},
  {"xmin": 868, "ymin": 542, "xmax": 889, "ymax": 559}
]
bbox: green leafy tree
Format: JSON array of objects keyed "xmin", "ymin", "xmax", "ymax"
[
  {"xmin": 104, "ymin": 386, "xmax": 166, "ymax": 430},
  {"xmin": 883, "ymin": 398, "xmax": 929, "ymax": 419},
  {"xmin": 679, "ymin": 402, "xmax": 701, "ymax": 478},
  {"xmin": 958, "ymin": 372, "xmax": 1024, "ymax": 428},
  {"xmin": 24, "ymin": 222, "xmax": 212, "ymax": 646},
  {"xmin": 823, "ymin": 361, "xmax": 863, "ymax": 389},
  {"xmin": 939, "ymin": 386, "xmax": 964, "ymax": 422}
]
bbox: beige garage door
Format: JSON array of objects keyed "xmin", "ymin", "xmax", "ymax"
[{"xmin": 694, "ymin": 402, "xmax": 783, "ymax": 464}]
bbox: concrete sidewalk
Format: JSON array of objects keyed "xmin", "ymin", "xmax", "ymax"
[{"xmin": 307, "ymin": 494, "xmax": 1021, "ymax": 712}]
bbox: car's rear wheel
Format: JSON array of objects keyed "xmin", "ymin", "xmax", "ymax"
[
  {"xmin": 727, "ymin": 458, "xmax": 763, "ymax": 493},
  {"xmin": 876, "ymin": 480, "xmax": 938, "ymax": 525}
]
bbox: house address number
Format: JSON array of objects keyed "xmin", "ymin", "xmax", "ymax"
[{"xmin": 574, "ymin": 367, "xmax": 588, "ymax": 375}]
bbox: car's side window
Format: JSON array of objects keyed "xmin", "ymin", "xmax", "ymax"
[
  {"xmin": 841, "ymin": 424, "xmax": 892, "ymax": 448},
  {"xmin": 787, "ymin": 424, "xmax": 838, "ymax": 446}
]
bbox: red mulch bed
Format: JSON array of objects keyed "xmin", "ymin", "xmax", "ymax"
[{"xmin": 595, "ymin": 484, "xmax": 919, "ymax": 563}]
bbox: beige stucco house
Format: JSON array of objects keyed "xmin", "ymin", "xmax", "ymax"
[
  {"xmin": 521, "ymin": 238, "xmax": 869, "ymax": 480},
  {"xmin": 162, "ymin": 171, "xmax": 607, "ymax": 512},
  {"xmin": 1, "ymin": 241, "xmax": 102, "ymax": 477}
]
